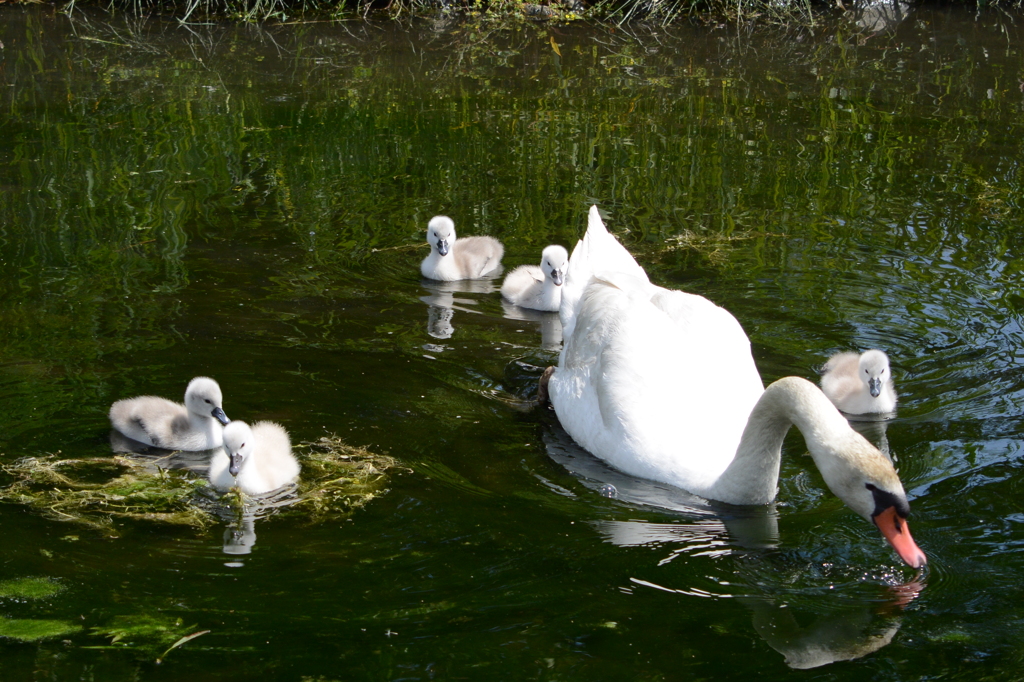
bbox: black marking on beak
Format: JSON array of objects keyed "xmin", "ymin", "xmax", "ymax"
[
  {"xmin": 436, "ymin": 239, "xmax": 450, "ymax": 257},
  {"xmin": 868, "ymin": 378, "xmax": 882, "ymax": 398},
  {"xmin": 551, "ymin": 269, "xmax": 563, "ymax": 286},
  {"xmin": 229, "ymin": 452, "xmax": 244, "ymax": 477},
  {"xmin": 212, "ymin": 406, "xmax": 230, "ymax": 425}
]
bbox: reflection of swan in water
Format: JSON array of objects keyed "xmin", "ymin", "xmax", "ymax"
[
  {"xmin": 420, "ymin": 277, "xmax": 500, "ymax": 340},
  {"xmin": 746, "ymin": 590, "xmax": 918, "ymax": 669},
  {"xmin": 542, "ymin": 425, "xmax": 923, "ymax": 669},
  {"xmin": 223, "ymin": 515, "xmax": 257, "ymax": 556},
  {"xmin": 502, "ymin": 301, "xmax": 563, "ymax": 351},
  {"xmin": 847, "ymin": 417, "xmax": 892, "ymax": 461}
]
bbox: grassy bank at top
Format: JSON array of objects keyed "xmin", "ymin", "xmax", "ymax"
[{"xmin": 15, "ymin": 0, "xmax": 1020, "ymax": 26}]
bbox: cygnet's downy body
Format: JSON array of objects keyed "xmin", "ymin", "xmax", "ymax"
[
  {"xmin": 500, "ymin": 245, "xmax": 569, "ymax": 312},
  {"xmin": 420, "ymin": 215, "xmax": 504, "ymax": 281},
  {"xmin": 821, "ymin": 349, "xmax": 898, "ymax": 415},
  {"xmin": 109, "ymin": 376, "xmax": 230, "ymax": 451},
  {"xmin": 209, "ymin": 420, "xmax": 300, "ymax": 495}
]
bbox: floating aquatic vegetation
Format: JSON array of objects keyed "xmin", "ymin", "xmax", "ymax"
[
  {"xmin": 0, "ymin": 455, "xmax": 215, "ymax": 535},
  {"xmin": 0, "ymin": 438, "xmax": 404, "ymax": 534},
  {"xmin": 288, "ymin": 436, "xmax": 406, "ymax": 522},
  {"xmin": 657, "ymin": 228, "xmax": 785, "ymax": 265}
]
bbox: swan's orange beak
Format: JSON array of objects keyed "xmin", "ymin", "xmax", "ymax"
[{"xmin": 873, "ymin": 506, "xmax": 927, "ymax": 568}]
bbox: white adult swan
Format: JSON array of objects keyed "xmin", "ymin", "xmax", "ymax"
[
  {"xmin": 821, "ymin": 350, "xmax": 898, "ymax": 415},
  {"xmin": 109, "ymin": 376, "xmax": 230, "ymax": 451},
  {"xmin": 544, "ymin": 206, "xmax": 926, "ymax": 567},
  {"xmin": 420, "ymin": 216, "xmax": 504, "ymax": 281},
  {"xmin": 209, "ymin": 420, "xmax": 300, "ymax": 495},
  {"xmin": 501, "ymin": 245, "xmax": 569, "ymax": 312}
]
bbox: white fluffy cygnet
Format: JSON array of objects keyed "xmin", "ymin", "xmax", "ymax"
[
  {"xmin": 209, "ymin": 420, "xmax": 300, "ymax": 495},
  {"xmin": 109, "ymin": 376, "xmax": 230, "ymax": 451},
  {"xmin": 500, "ymin": 245, "xmax": 569, "ymax": 312},
  {"xmin": 420, "ymin": 215, "xmax": 504, "ymax": 281},
  {"xmin": 820, "ymin": 349, "xmax": 898, "ymax": 415}
]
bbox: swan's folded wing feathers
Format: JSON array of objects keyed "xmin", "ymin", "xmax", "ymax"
[{"xmin": 562, "ymin": 206, "xmax": 649, "ymax": 339}]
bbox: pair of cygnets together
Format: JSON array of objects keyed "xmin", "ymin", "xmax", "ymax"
[
  {"xmin": 108, "ymin": 377, "xmax": 299, "ymax": 495},
  {"xmin": 419, "ymin": 215, "xmax": 569, "ymax": 313}
]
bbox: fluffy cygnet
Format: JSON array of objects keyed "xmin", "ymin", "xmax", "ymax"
[
  {"xmin": 820, "ymin": 349, "xmax": 898, "ymax": 415},
  {"xmin": 209, "ymin": 420, "xmax": 300, "ymax": 495},
  {"xmin": 500, "ymin": 245, "xmax": 569, "ymax": 312},
  {"xmin": 420, "ymin": 215, "xmax": 504, "ymax": 281},
  {"xmin": 109, "ymin": 376, "xmax": 230, "ymax": 451}
]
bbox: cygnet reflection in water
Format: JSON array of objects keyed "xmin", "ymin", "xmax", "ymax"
[
  {"xmin": 501, "ymin": 300, "xmax": 563, "ymax": 351},
  {"xmin": 420, "ymin": 277, "xmax": 499, "ymax": 340},
  {"xmin": 543, "ymin": 424, "xmax": 923, "ymax": 669}
]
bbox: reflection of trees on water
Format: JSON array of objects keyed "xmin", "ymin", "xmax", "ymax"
[{"xmin": 543, "ymin": 426, "xmax": 922, "ymax": 669}]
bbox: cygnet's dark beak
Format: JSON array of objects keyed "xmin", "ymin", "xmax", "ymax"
[
  {"xmin": 868, "ymin": 378, "xmax": 882, "ymax": 398},
  {"xmin": 436, "ymin": 239, "xmax": 449, "ymax": 257},
  {"xmin": 228, "ymin": 452, "xmax": 244, "ymax": 477},
  {"xmin": 551, "ymin": 269, "xmax": 564, "ymax": 286},
  {"xmin": 212, "ymin": 406, "xmax": 230, "ymax": 425}
]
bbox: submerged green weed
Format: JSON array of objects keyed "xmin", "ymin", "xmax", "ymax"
[
  {"xmin": 0, "ymin": 618, "xmax": 80, "ymax": 642},
  {"xmin": 0, "ymin": 577, "xmax": 63, "ymax": 600}
]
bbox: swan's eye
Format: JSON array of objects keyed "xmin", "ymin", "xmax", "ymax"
[
  {"xmin": 204, "ymin": 399, "xmax": 212, "ymax": 404},
  {"xmin": 865, "ymin": 483, "xmax": 877, "ymax": 491}
]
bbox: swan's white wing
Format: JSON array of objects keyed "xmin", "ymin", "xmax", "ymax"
[
  {"xmin": 551, "ymin": 275, "xmax": 763, "ymax": 497},
  {"xmin": 561, "ymin": 205, "xmax": 649, "ymax": 340}
]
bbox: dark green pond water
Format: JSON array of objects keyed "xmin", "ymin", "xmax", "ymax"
[{"xmin": 2, "ymin": 5, "xmax": 1024, "ymax": 679}]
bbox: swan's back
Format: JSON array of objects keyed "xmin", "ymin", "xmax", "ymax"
[
  {"xmin": 249, "ymin": 421, "xmax": 299, "ymax": 490},
  {"xmin": 454, "ymin": 236, "xmax": 503, "ymax": 279},
  {"xmin": 560, "ymin": 206, "xmax": 649, "ymax": 340},
  {"xmin": 551, "ymin": 208, "xmax": 763, "ymax": 494},
  {"xmin": 501, "ymin": 265, "xmax": 545, "ymax": 305}
]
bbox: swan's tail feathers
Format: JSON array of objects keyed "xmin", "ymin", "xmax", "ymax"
[{"xmin": 561, "ymin": 205, "xmax": 649, "ymax": 339}]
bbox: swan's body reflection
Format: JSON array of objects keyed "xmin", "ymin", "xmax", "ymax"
[
  {"xmin": 420, "ymin": 276, "xmax": 500, "ymax": 340},
  {"xmin": 542, "ymin": 425, "xmax": 922, "ymax": 669},
  {"xmin": 502, "ymin": 301, "xmax": 563, "ymax": 350}
]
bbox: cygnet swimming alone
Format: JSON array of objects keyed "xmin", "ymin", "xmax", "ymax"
[
  {"xmin": 109, "ymin": 376, "xmax": 230, "ymax": 451},
  {"xmin": 209, "ymin": 420, "xmax": 300, "ymax": 495},
  {"xmin": 420, "ymin": 215, "xmax": 504, "ymax": 281},
  {"xmin": 500, "ymin": 245, "xmax": 569, "ymax": 312},
  {"xmin": 820, "ymin": 349, "xmax": 898, "ymax": 415}
]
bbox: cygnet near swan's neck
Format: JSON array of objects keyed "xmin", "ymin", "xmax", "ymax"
[{"xmin": 710, "ymin": 377, "xmax": 878, "ymax": 506}]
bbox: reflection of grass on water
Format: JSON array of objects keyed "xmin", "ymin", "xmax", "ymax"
[{"xmin": 0, "ymin": 438, "xmax": 403, "ymax": 534}]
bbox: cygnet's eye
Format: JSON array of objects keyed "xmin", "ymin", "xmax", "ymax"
[{"xmin": 205, "ymin": 399, "xmax": 212, "ymax": 404}]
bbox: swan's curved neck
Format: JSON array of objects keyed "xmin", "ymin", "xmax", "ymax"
[{"xmin": 709, "ymin": 377, "xmax": 854, "ymax": 505}]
